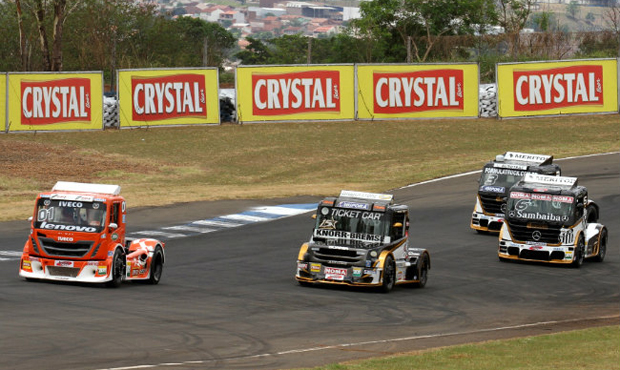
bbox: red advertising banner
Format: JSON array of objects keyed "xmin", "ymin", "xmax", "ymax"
[
  {"xmin": 118, "ymin": 68, "xmax": 219, "ymax": 127},
  {"xmin": 7, "ymin": 72, "xmax": 103, "ymax": 132}
]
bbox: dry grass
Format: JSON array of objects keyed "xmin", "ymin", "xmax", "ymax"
[{"xmin": 0, "ymin": 114, "xmax": 618, "ymax": 221}]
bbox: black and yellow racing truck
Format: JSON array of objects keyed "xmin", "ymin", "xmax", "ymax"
[{"xmin": 295, "ymin": 190, "xmax": 430, "ymax": 293}]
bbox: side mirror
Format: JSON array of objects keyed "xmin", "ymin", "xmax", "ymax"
[
  {"xmin": 311, "ymin": 214, "xmax": 317, "ymax": 219},
  {"xmin": 109, "ymin": 223, "xmax": 118, "ymax": 230},
  {"xmin": 393, "ymin": 222, "xmax": 403, "ymax": 228},
  {"xmin": 28, "ymin": 216, "xmax": 33, "ymax": 222}
]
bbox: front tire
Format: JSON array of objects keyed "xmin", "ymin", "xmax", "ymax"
[
  {"xmin": 571, "ymin": 236, "xmax": 585, "ymax": 268},
  {"xmin": 107, "ymin": 248, "xmax": 125, "ymax": 287},
  {"xmin": 380, "ymin": 255, "xmax": 395, "ymax": 293}
]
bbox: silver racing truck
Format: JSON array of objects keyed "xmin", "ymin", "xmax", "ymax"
[
  {"xmin": 471, "ymin": 152, "xmax": 561, "ymax": 233},
  {"xmin": 295, "ymin": 190, "xmax": 430, "ymax": 292}
]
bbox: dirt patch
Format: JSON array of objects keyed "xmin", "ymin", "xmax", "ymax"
[{"xmin": 0, "ymin": 140, "xmax": 159, "ymax": 187}]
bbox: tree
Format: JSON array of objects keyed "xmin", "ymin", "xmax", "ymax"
[
  {"xmin": 496, "ymin": 0, "xmax": 535, "ymax": 57},
  {"xmin": 353, "ymin": 0, "xmax": 497, "ymax": 63}
]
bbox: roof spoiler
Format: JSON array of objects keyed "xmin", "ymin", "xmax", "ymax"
[{"xmin": 52, "ymin": 181, "xmax": 121, "ymax": 195}]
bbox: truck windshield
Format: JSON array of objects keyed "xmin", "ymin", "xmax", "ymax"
[
  {"xmin": 479, "ymin": 167, "xmax": 526, "ymax": 191},
  {"xmin": 313, "ymin": 206, "xmax": 389, "ymax": 245},
  {"xmin": 507, "ymin": 192, "xmax": 575, "ymax": 224},
  {"xmin": 34, "ymin": 199, "xmax": 107, "ymax": 233}
]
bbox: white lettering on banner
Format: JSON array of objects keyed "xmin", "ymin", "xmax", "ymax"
[
  {"xmin": 254, "ymin": 78, "xmax": 336, "ymax": 110},
  {"xmin": 40, "ymin": 222, "xmax": 97, "ymax": 233},
  {"xmin": 22, "ymin": 86, "xmax": 88, "ymax": 119},
  {"xmin": 133, "ymin": 82, "xmax": 204, "ymax": 115},
  {"xmin": 515, "ymin": 72, "xmax": 598, "ymax": 105},
  {"xmin": 375, "ymin": 76, "xmax": 459, "ymax": 108}
]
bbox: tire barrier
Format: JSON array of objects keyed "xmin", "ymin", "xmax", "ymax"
[{"xmin": 479, "ymin": 84, "xmax": 498, "ymax": 118}]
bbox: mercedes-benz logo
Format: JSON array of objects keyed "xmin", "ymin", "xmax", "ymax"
[{"xmin": 532, "ymin": 230, "xmax": 542, "ymax": 241}]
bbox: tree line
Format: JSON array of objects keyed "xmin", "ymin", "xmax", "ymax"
[{"xmin": 0, "ymin": 0, "xmax": 618, "ymax": 87}]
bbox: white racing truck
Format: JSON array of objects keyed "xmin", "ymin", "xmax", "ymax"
[
  {"xmin": 498, "ymin": 174, "xmax": 608, "ymax": 267},
  {"xmin": 471, "ymin": 152, "xmax": 561, "ymax": 233}
]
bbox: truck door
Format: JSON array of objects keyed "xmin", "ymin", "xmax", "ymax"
[{"xmin": 110, "ymin": 201, "xmax": 126, "ymax": 245}]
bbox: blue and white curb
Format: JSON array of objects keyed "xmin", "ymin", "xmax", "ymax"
[{"xmin": 128, "ymin": 203, "xmax": 318, "ymax": 241}]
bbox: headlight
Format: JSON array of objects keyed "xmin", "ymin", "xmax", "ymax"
[{"xmin": 370, "ymin": 250, "xmax": 378, "ymax": 258}]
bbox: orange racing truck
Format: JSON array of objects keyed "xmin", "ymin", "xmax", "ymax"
[{"xmin": 19, "ymin": 181, "xmax": 165, "ymax": 287}]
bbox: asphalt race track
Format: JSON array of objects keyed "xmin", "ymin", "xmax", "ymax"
[{"xmin": 1, "ymin": 153, "xmax": 618, "ymax": 370}]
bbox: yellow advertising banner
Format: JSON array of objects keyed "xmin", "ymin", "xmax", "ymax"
[
  {"xmin": 118, "ymin": 68, "xmax": 220, "ymax": 127},
  {"xmin": 236, "ymin": 65, "xmax": 355, "ymax": 123},
  {"xmin": 497, "ymin": 59, "xmax": 618, "ymax": 118},
  {"xmin": 1, "ymin": 73, "xmax": 6, "ymax": 133},
  {"xmin": 7, "ymin": 72, "xmax": 103, "ymax": 132},
  {"xmin": 357, "ymin": 64, "xmax": 479, "ymax": 119}
]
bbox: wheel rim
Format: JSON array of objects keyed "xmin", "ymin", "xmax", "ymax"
[
  {"xmin": 419, "ymin": 264, "xmax": 428, "ymax": 286},
  {"xmin": 384, "ymin": 262, "xmax": 395, "ymax": 289},
  {"xmin": 152, "ymin": 258, "xmax": 162, "ymax": 282}
]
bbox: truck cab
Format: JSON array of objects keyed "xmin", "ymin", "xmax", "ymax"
[
  {"xmin": 471, "ymin": 152, "xmax": 561, "ymax": 233},
  {"xmin": 498, "ymin": 173, "xmax": 607, "ymax": 267},
  {"xmin": 295, "ymin": 190, "xmax": 430, "ymax": 292},
  {"xmin": 19, "ymin": 181, "xmax": 165, "ymax": 286}
]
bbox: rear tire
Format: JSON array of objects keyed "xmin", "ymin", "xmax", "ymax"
[
  {"xmin": 414, "ymin": 256, "xmax": 428, "ymax": 288},
  {"xmin": 593, "ymin": 228, "xmax": 607, "ymax": 262},
  {"xmin": 148, "ymin": 251, "xmax": 163, "ymax": 285},
  {"xmin": 380, "ymin": 255, "xmax": 395, "ymax": 293}
]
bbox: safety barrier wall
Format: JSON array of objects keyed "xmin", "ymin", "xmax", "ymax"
[
  {"xmin": 1, "ymin": 58, "xmax": 619, "ymax": 132},
  {"xmin": 117, "ymin": 68, "xmax": 220, "ymax": 128},
  {"xmin": 4, "ymin": 71, "xmax": 103, "ymax": 132}
]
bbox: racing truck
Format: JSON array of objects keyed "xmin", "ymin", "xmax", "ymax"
[
  {"xmin": 19, "ymin": 181, "xmax": 165, "ymax": 286},
  {"xmin": 471, "ymin": 151, "xmax": 561, "ymax": 233},
  {"xmin": 295, "ymin": 190, "xmax": 430, "ymax": 292},
  {"xmin": 498, "ymin": 173, "xmax": 608, "ymax": 267}
]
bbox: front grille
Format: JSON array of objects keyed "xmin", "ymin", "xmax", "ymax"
[
  {"xmin": 47, "ymin": 266, "xmax": 80, "ymax": 277},
  {"xmin": 312, "ymin": 247, "xmax": 363, "ymax": 264},
  {"xmin": 479, "ymin": 194, "xmax": 504, "ymax": 214},
  {"xmin": 507, "ymin": 221, "xmax": 562, "ymax": 244},
  {"xmin": 38, "ymin": 237, "xmax": 93, "ymax": 258},
  {"xmin": 518, "ymin": 250, "xmax": 565, "ymax": 261}
]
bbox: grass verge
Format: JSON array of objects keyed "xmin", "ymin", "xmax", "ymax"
[
  {"xmin": 295, "ymin": 326, "xmax": 620, "ymax": 370},
  {"xmin": 0, "ymin": 114, "xmax": 618, "ymax": 221}
]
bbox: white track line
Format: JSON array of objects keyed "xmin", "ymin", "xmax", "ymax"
[{"xmin": 97, "ymin": 315, "xmax": 619, "ymax": 370}]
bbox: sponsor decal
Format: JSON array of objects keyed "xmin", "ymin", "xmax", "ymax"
[
  {"xmin": 352, "ymin": 267, "xmax": 362, "ymax": 277},
  {"xmin": 328, "ymin": 209, "xmax": 383, "ymax": 220},
  {"xmin": 57, "ymin": 236, "xmax": 74, "ymax": 242},
  {"xmin": 485, "ymin": 167, "xmax": 526, "ymax": 177},
  {"xmin": 504, "ymin": 152, "xmax": 551, "ymax": 163},
  {"xmin": 297, "ymin": 262, "xmax": 308, "ymax": 270},
  {"xmin": 252, "ymin": 70, "xmax": 340, "ymax": 115},
  {"xmin": 363, "ymin": 269, "xmax": 375, "ymax": 275},
  {"xmin": 97, "ymin": 266, "xmax": 107, "ymax": 275},
  {"xmin": 373, "ymin": 69, "xmax": 464, "ymax": 113},
  {"xmin": 21, "ymin": 78, "xmax": 91, "ymax": 125},
  {"xmin": 513, "ymin": 65, "xmax": 603, "ymax": 111},
  {"xmin": 39, "ymin": 222, "xmax": 97, "ymax": 233},
  {"xmin": 131, "ymin": 74, "xmax": 207, "ymax": 121},
  {"xmin": 318, "ymin": 218, "xmax": 338, "ymax": 230},
  {"xmin": 337, "ymin": 201, "xmax": 371, "ymax": 210},
  {"xmin": 512, "ymin": 209, "xmax": 569, "ymax": 222},
  {"xmin": 310, "ymin": 263, "xmax": 321, "ymax": 273},
  {"xmin": 55, "ymin": 260, "xmax": 74, "ymax": 267},
  {"xmin": 480, "ymin": 185, "xmax": 505, "ymax": 193},
  {"xmin": 324, "ymin": 267, "xmax": 347, "ymax": 281},
  {"xmin": 493, "ymin": 163, "xmax": 528, "ymax": 170},
  {"xmin": 314, "ymin": 229, "xmax": 382, "ymax": 242}
]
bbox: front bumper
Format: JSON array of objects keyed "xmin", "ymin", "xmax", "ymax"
[
  {"xmin": 19, "ymin": 254, "xmax": 113, "ymax": 283},
  {"xmin": 295, "ymin": 261, "xmax": 382, "ymax": 287},
  {"xmin": 498, "ymin": 240, "xmax": 574, "ymax": 264},
  {"xmin": 471, "ymin": 211, "xmax": 505, "ymax": 232}
]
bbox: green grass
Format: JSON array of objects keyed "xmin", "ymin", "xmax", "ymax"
[
  {"xmin": 295, "ymin": 326, "xmax": 620, "ymax": 370},
  {"xmin": 0, "ymin": 114, "xmax": 618, "ymax": 221}
]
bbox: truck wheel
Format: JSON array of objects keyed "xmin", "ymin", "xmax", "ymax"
[
  {"xmin": 107, "ymin": 248, "xmax": 125, "ymax": 287},
  {"xmin": 380, "ymin": 255, "xmax": 395, "ymax": 293},
  {"xmin": 148, "ymin": 251, "xmax": 163, "ymax": 285},
  {"xmin": 414, "ymin": 256, "xmax": 428, "ymax": 288},
  {"xmin": 593, "ymin": 228, "xmax": 607, "ymax": 262},
  {"xmin": 571, "ymin": 236, "xmax": 585, "ymax": 268}
]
